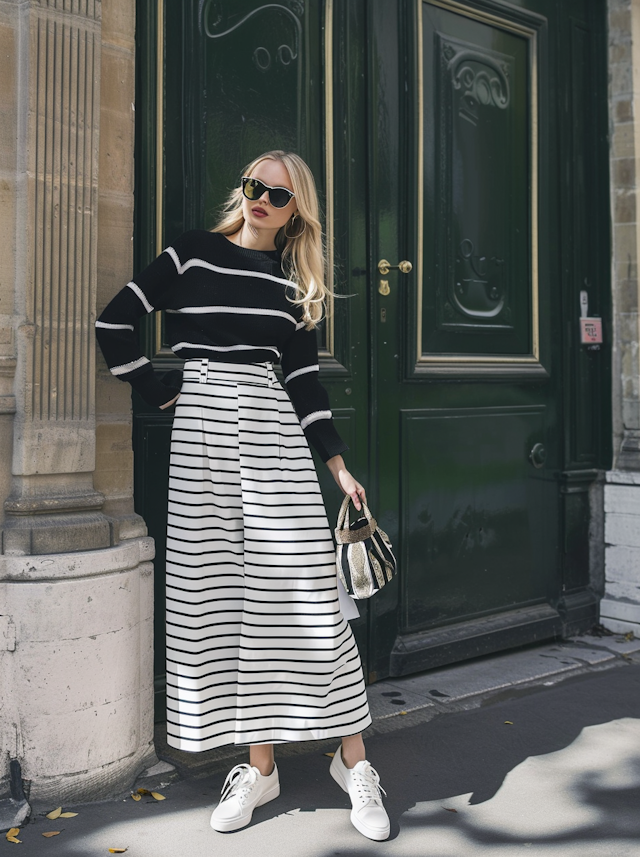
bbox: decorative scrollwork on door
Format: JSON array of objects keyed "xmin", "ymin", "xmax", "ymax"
[
  {"xmin": 443, "ymin": 41, "xmax": 510, "ymax": 127},
  {"xmin": 198, "ymin": 1, "xmax": 302, "ymax": 74},
  {"xmin": 453, "ymin": 239, "xmax": 505, "ymax": 319}
]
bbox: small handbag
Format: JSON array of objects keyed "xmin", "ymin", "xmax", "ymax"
[{"xmin": 335, "ymin": 495, "xmax": 397, "ymax": 599}]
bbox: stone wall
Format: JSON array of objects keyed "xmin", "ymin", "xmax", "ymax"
[{"xmin": 603, "ymin": 0, "xmax": 640, "ymax": 635}]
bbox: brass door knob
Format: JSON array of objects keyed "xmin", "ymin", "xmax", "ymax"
[{"xmin": 378, "ymin": 259, "xmax": 413, "ymax": 275}]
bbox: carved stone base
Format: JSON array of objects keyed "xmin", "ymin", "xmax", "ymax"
[
  {"xmin": 618, "ymin": 429, "xmax": 640, "ymax": 471},
  {"xmin": 1, "ymin": 511, "xmax": 112, "ymax": 556}
]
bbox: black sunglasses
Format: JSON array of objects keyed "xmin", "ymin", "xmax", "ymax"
[{"xmin": 241, "ymin": 176, "xmax": 295, "ymax": 209}]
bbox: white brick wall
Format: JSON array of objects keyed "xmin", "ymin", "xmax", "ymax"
[{"xmin": 602, "ymin": 473, "xmax": 640, "ymax": 633}]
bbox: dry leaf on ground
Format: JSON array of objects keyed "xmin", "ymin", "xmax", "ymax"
[
  {"xmin": 5, "ymin": 828, "xmax": 21, "ymax": 843},
  {"xmin": 442, "ymin": 806, "xmax": 458, "ymax": 813},
  {"xmin": 399, "ymin": 710, "xmax": 407, "ymax": 715},
  {"xmin": 150, "ymin": 792, "xmax": 165, "ymax": 801},
  {"xmin": 108, "ymin": 849, "xmax": 128, "ymax": 853},
  {"xmin": 136, "ymin": 788, "xmax": 150, "ymax": 795},
  {"xmin": 323, "ymin": 752, "xmax": 335, "ymax": 758},
  {"xmin": 46, "ymin": 807, "xmax": 62, "ymax": 820},
  {"xmin": 130, "ymin": 793, "xmax": 141, "ymax": 801},
  {"xmin": 624, "ymin": 631, "xmax": 635, "ymax": 641},
  {"xmin": 59, "ymin": 812, "xmax": 78, "ymax": 818},
  {"xmin": 504, "ymin": 720, "xmax": 514, "ymax": 725},
  {"xmin": 42, "ymin": 832, "xmax": 60, "ymax": 838}
]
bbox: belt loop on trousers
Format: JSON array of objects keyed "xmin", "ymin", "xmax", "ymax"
[
  {"xmin": 199, "ymin": 358, "xmax": 208, "ymax": 384},
  {"xmin": 267, "ymin": 364, "xmax": 276, "ymax": 388}
]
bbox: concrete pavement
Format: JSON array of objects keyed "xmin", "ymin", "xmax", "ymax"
[{"xmin": 8, "ymin": 632, "xmax": 640, "ymax": 856}]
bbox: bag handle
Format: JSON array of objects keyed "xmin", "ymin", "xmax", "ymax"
[{"xmin": 335, "ymin": 494, "xmax": 377, "ymax": 544}]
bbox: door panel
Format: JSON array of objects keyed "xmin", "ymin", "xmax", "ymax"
[
  {"xmin": 401, "ymin": 405, "xmax": 548, "ymax": 631},
  {"xmin": 425, "ymin": 11, "xmax": 533, "ymax": 357}
]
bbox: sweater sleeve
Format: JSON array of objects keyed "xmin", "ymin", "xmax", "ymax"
[
  {"xmin": 280, "ymin": 310, "xmax": 349, "ymax": 464},
  {"xmin": 95, "ymin": 232, "xmax": 191, "ymax": 407}
]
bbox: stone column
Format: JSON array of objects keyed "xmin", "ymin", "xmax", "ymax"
[
  {"xmin": 2, "ymin": 0, "xmax": 110, "ymax": 554},
  {"xmin": 602, "ymin": 0, "xmax": 640, "ymax": 635},
  {"xmin": 0, "ymin": 0, "xmax": 157, "ymax": 805}
]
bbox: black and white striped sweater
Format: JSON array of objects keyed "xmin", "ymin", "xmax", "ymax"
[{"xmin": 95, "ymin": 229, "xmax": 348, "ymax": 463}]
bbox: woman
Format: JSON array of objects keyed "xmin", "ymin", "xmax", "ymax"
[{"xmin": 95, "ymin": 150, "xmax": 389, "ymax": 841}]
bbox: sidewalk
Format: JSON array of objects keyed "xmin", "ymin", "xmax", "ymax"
[{"xmin": 7, "ymin": 631, "xmax": 640, "ymax": 856}]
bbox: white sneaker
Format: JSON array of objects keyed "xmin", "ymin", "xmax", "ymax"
[
  {"xmin": 330, "ymin": 747, "xmax": 390, "ymax": 841},
  {"xmin": 210, "ymin": 762, "xmax": 280, "ymax": 832}
]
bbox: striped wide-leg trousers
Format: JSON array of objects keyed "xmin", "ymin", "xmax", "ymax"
[{"xmin": 165, "ymin": 358, "xmax": 372, "ymax": 751}]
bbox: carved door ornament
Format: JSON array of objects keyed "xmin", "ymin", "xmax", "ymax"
[
  {"xmin": 452, "ymin": 238, "xmax": 506, "ymax": 319},
  {"xmin": 442, "ymin": 41, "xmax": 511, "ymax": 126},
  {"xmin": 199, "ymin": 1, "xmax": 302, "ymax": 73}
]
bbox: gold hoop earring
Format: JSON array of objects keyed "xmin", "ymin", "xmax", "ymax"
[{"xmin": 284, "ymin": 213, "xmax": 306, "ymax": 239}]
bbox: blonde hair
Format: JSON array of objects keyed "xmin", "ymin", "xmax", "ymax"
[{"xmin": 212, "ymin": 150, "xmax": 331, "ymax": 330}]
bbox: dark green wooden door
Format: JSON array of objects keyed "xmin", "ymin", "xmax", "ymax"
[
  {"xmin": 366, "ymin": 0, "xmax": 610, "ymax": 678},
  {"xmin": 133, "ymin": 0, "xmax": 610, "ymax": 717}
]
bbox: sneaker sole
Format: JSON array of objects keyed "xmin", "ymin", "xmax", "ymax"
[
  {"xmin": 330, "ymin": 758, "xmax": 390, "ymax": 841},
  {"xmin": 210, "ymin": 782, "xmax": 280, "ymax": 833}
]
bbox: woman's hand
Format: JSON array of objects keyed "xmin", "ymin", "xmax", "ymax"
[
  {"xmin": 326, "ymin": 454, "xmax": 367, "ymax": 511},
  {"xmin": 159, "ymin": 393, "xmax": 180, "ymax": 410}
]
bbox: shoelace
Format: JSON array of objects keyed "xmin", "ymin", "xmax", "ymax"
[
  {"xmin": 352, "ymin": 763, "xmax": 387, "ymax": 804},
  {"xmin": 220, "ymin": 763, "xmax": 258, "ymax": 806}
]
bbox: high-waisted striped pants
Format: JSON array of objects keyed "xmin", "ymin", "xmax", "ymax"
[{"xmin": 165, "ymin": 359, "xmax": 372, "ymax": 751}]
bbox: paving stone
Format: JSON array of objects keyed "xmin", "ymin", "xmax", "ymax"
[
  {"xmin": 381, "ymin": 644, "xmax": 589, "ymax": 704},
  {"xmin": 568, "ymin": 633, "xmax": 640, "ymax": 655},
  {"xmin": 557, "ymin": 642, "xmax": 617, "ymax": 665},
  {"xmin": 367, "ymin": 681, "xmax": 435, "ymax": 719}
]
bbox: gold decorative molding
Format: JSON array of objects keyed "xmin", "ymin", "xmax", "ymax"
[{"xmin": 416, "ymin": 0, "xmax": 540, "ymax": 366}]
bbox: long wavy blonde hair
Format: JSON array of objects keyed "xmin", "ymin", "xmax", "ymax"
[{"xmin": 212, "ymin": 151, "xmax": 331, "ymax": 329}]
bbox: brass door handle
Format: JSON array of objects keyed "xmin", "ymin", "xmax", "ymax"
[{"xmin": 378, "ymin": 259, "xmax": 413, "ymax": 275}]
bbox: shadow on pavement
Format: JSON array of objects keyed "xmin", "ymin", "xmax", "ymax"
[{"xmin": 14, "ymin": 663, "xmax": 640, "ymax": 857}]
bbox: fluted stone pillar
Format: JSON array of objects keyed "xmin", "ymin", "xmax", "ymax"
[
  {"xmin": 0, "ymin": 0, "xmax": 157, "ymax": 805},
  {"xmin": 2, "ymin": 0, "xmax": 109, "ymax": 554}
]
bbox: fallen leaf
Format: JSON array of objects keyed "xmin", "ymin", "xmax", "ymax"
[
  {"xmin": 624, "ymin": 631, "xmax": 635, "ymax": 642},
  {"xmin": 59, "ymin": 812, "xmax": 78, "ymax": 818},
  {"xmin": 130, "ymin": 793, "xmax": 141, "ymax": 801},
  {"xmin": 399, "ymin": 710, "xmax": 407, "ymax": 715},
  {"xmin": 42, "ymin": 832, "xmax": 61, "ymax": 837},
  {"xmin": 150, "ymin": 792, "xmax": 166, "ymax": 801},
  {"xmin": 108, "ymin": 849, "xmax": 128, "ymax": 854},
  {"xmin": 6, "ymin": 829, "xmax": 20, "ymax": 839},
  {"xmin": 6, "ymin": 836, "xmax": 21, "ymax": 844},
  {"xmin": 504, "ymin": 720, "xmax": 513, "ymax": 725},
  {"xmin": 136, "ymin": 788, "xmax": 150, "ymax": 795},
  {"xmin": 46, "ymin": 807, "xmax": 62, "ymax": 820},
  {"xmin": 324, "ymin": 752, "xmax": 335, "ymax": 758},
  {"xmin": 442, "ymin": 806, "xmax": 458, "ymax": 813}
]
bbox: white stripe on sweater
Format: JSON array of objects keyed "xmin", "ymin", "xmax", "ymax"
[
  {"xmin": 126, "ymin": 281, "xmax": 154, "ymax": 313},
  {"xmin": 172, "ymin": 341, "xmax": 281, "ymax": 358},
  {"xmin": 284, "ymin": 364, "xmax": 319, "ymax": 384},
  {"xmin": 110, "ymin": 356, "xmax": 151, "ymax": 376},
  {"xmin": 95, "ymin": 320, "xmax": 135, "ymax": 331},
  {"xmin": 164, "ymin": 245, "xmax": 297, "ymax": 289},
  {"xmin": 300, "ymin": 409, "xmax": 332, "ymax": 430},
  {"xmin": 165, "ymin": 306, "xmax": 296, "ymax": 325}
]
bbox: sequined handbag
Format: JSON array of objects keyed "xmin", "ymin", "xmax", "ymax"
[{"xmin": 335, "ymin": 495, "xmax": 397, "ymax": 600}]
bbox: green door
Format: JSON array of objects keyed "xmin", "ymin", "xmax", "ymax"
[
  {"xmin": 133, "ymin": 0, "xmax": 610, "ymax": 717},
  {"xmin": 367, "ymin": 0, "xmax": 610, "ymax": 678}
]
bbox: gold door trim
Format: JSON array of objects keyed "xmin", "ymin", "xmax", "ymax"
[
  {"xmin": 323, "ymin": 0, "xmax": 335, "ymax": 356},
  {"xmin": 416, "ymin": 0, "xmax": 540, "ymax": 366},
  {"xmin": 153, "ymin": 0, "xmax": 336, "ymax": 357}
]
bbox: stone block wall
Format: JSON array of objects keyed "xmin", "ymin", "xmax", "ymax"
[{"xmin": 603, "ymin": 0, "xmax": 640, "ymax": 635}]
